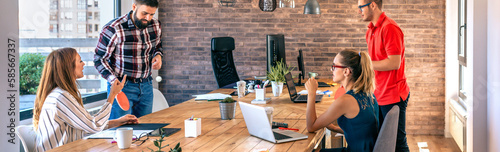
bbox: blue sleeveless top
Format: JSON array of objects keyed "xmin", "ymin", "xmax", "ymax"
[{"xmin": 337, "ymin": 90, "xmax": 380, "ymax": 152}]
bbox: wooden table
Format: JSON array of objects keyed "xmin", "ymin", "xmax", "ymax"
[{"xmin": 49, "ymin": 80, "xmax": 339, "ymax": 152}]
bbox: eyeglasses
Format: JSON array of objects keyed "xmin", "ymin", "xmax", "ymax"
[
  {"xmin": 133, "ymin": 132, "xmax": 149, "ymax": 146},
  {"xmin": 358, "ymin": 2, "xmax": 372, "ymax": 12},
  {"xmin": 331, "ymin": 64, "xmax": 347, "ymax": 71}
]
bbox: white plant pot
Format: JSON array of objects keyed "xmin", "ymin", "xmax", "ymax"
[{"xmin": 271, "ymin": 81, "xmax": 283, "ymax": 97}]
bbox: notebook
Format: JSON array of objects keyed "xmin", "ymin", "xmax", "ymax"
[
  {"xmin": 285, "ymin": 73, "xmax": 323, "ymax": 103},
  {"xmin": 239, "ymin": 102, "xmax": 308, "ymax": 143},
  {"xmin": 87, "ymin": 123, "xmax": 170, "ymax": 139}
]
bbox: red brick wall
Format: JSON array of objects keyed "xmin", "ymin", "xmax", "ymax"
[{"xmin": 158, "ymin": 0, "xmax": 445, "ymax": 135}]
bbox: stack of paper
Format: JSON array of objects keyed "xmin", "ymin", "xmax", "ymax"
[
  {"xmin": 193, "ymin": 93, "xmax": 231, "ymax": 100},
  {"xmin": 297, "ymin": 90, "xmax": 333, "ymax": 95}
]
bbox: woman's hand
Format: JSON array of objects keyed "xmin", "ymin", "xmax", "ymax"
[
  {"xmin": 107, "ymin": 114, "xmax": 139, "ymax": 129},
  {"xmin": 305, "ymin": 77, "xmax": 318, "ymax": 95}
]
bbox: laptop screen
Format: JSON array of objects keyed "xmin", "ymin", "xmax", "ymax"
[{"xmin": 285, "ymin": 73, "xmax": 297, "ymax": 97}]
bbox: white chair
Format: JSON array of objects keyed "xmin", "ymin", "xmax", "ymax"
[
  {"xmin": 152, "ymin": 88, "xmax": 169, "ymax": 112},
  {"xmin": 373, "ymin": 106, "xmax": 400, "ymax": 152},
  {"xmin": 15, "ymin": 125, "xmax": 36, "ymax": 152}
]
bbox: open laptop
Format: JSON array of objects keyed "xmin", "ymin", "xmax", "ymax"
[
  {"xmin": 239, "ymin": 102, "xmax": 308, "ymax": 143},
  {"xmin": 285, "ymin": 73, "xmax": 323, "ymax": 103}
]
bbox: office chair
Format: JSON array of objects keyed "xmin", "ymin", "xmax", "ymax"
[
  {"xmin": 152, "ymin": 88, "xmax": 169, "ymax": 113},
  {"xmin": 211, "ymin": 37, "xmax": 240, "ymax": 88},
  {"xmin": 373, "ymin": 106, "xmax": 400, "ymax": 152},
  {"xmin": 16, "ymin": 125, "xmax": 36, "ymax": 152}
]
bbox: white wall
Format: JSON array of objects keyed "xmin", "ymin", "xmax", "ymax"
[
  {"xmin": 444, "ymin": 0, "xmax": 459, "ymax": 138},
  {"xmin": 467, "ymin": 0, "xmax": 488, "ymax": 151},
  {"xmin": 487, "ymin": 0, "xmax": 500, "ymax": 151}
]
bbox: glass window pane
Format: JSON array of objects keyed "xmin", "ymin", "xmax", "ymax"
[{"xmin": 18, "ymin": 0, "xmax": 109, "ymax": 111}]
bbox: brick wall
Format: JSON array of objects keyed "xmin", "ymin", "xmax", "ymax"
[{"xmin": 158, "ymin": 0, "xmax": 445, "ymax": 135}]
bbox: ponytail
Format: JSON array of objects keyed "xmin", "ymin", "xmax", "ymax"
[{"xmin": 338, "ymin": 50, "xmax": 375, "ymax": 95}]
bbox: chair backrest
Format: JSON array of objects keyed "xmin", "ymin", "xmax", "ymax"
[
  {"xmin": 211, "ymin": 37, "xmax": 240, "ymax": 88},
  {"xmin": 16, "ymin": 125, "xmax": 36, "ymax": 152},
  {"xmin": 373, "ymin": 106, "xmax": 400, "ymax": 152},
  {"xmin": 152, "ymin": 88, "xmax": 169, "ymax": 113}
]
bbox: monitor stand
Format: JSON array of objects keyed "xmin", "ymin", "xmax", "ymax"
[{"xmin": 295, "ymin": 73, "xmax": 304, "ymax": 86}]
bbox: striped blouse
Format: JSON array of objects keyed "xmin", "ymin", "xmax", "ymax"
[{"xmin": 35, "ymin": 87, "xmax": 112, "ymax": 152}]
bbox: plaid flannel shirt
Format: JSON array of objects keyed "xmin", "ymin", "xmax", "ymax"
[{"xmin": 94, "ymin": 11, "xmax": 163, "ymax": 83}]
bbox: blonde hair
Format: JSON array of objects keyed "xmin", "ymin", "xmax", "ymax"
[
  {"xmin": 33, "ymin": 48, "xmax": 82, "ymax": 130},
  {"xmin": 338, "ymin": 49, "xmax": 375, "ymax": 95}
]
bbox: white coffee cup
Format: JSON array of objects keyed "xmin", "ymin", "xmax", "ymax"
[
  {"xmin": 264, "ymin": 107, "xmax": 274, "ymax": 126},
  {"xmin": 114, "ymin": 127, "xmax": 133, "ymax": 149}
]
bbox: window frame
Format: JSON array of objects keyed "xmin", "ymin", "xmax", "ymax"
[{"xmin": 458, "ymin": 0, "xmax": 467, "ymax": 105}]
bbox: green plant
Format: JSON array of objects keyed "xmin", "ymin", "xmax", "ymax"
[
  {"xmin": 266, "ymin": 59, "xmax": 294, "ymax": 83},
  {"xmin": 147, "ymin": 133, "xmax": 182, "ymax": 152},
  {"xmin": 220, "ymin": 97, "xmax": 236, "ymax": 103},
  {"xmin": 20, "ymin": 53, "xmax": 46, "ymax": 95}
]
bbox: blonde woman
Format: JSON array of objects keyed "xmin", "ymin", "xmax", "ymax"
[
  {"xmin": 305, "ymin": 49, "xmax": 379, "ymax": 152},
  {"xmin": 33, "ymin": 48, "xmax": 138, "ymax": 152}
]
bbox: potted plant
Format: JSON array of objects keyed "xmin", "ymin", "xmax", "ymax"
[
  {"xmin": 267, "ymin": 59, "xmax": 293, "ymax": 96},
  {"xmin": 219, "ymin": 97, "xmax": 237, "ymax": 120},
  {"xmin": 146, "ymin": 130, "xmax": 182, "ymax": 152}
]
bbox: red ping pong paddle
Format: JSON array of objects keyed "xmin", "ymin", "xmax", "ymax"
[{"xmin": 115, "ymin": 92, "xmax": 130, "ymax": 111}]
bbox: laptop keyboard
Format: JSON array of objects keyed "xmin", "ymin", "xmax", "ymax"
[
  {"xmin": 273, "ymin": 132, "xmax": 293, "ymax": 140},
  {"xmin": 296, "ymin": 95, "xmax": 308, "ymax": 101}
]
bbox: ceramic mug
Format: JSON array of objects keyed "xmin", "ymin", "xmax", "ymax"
[{"xmin": 114, "ymin": 127, "xmax": 133, "ymax": 149}]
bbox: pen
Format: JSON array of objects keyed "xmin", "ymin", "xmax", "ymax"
[
  {"xmin": 190, "ymin": 115, "xmax": 194, "ymax": 120},
  {"xmin": 278, "ymin": 127, "xmax": 299, "ymax": 131}
]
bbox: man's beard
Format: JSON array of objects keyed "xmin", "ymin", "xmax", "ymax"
[
  {"xmin": 363, "ymin": 9, "xmax": 373, "ymax": 22},
  {"xmin": 133, "ymin": 11, "xmax": 150, "ymax": 29}
]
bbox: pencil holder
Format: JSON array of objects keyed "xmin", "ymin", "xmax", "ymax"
[
  {"xmin": 255, "ymin": 88, "xmax": 265, "ymax": 100},
  {"xmin": 185, "ymin": 118, "xmax": 201, "ymax": 137}
]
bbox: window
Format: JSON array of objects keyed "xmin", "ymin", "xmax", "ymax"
[
  {"xmin": 19, "ymin": 0, "xmax": 112, "ymax": 120},
  {"xmin": 50, "ymin": 12, "xmax": 58, "ymax": 21},
  {"xmin": 78, "ymin": 12, "xmax": 86, "ymax": 21},
  {"xmin": 87, "ymin": 12, "xmax": 93, "ymax": 20},
  {"xmin": 50, "ymin": 0, "xmax": 58, "ymax": 9},
  {"xmin": 94, "ymin": 0, "xmax": 99, "ymax": 7},
  {"xmin": 78, "ymin": 24, "xmax": 86, "ymax": 33},
  {"xmin": 458, "ymin": 0, "xmax": 467, "ymax": 104},
  {"xmin": 78, "ymin": 0, "xmax": 87, "ymax": 9},
  {"xmin": 88, "ymin": 24, "xmax": 93, "ymax": 32},
  {"xmin": 94, "ymin": 12, "xmax": 100, "ymax": 20},
  {"xmin": 50, "ymin": 24, "xmax": 58, "ymax": 33}
]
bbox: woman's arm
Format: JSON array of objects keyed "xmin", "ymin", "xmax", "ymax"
[
  {"xmin": 106, "ymin": 114, "xmax": 139, "ymax": 129},
  {"xmin": 305, "ymin": 78, "xmax": 350, "ymax": 133}
]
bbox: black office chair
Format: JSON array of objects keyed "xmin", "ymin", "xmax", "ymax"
[{"xmin": 211, "ymin": 37, "xmax": 240, "ymax": 88}]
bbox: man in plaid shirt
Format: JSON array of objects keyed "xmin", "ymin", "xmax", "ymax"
[{"xmin": 94, "ymin": 0, "xmax": 163, "ymax": 119}]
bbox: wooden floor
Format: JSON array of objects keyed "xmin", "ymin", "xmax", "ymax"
[{"xmin": 407, "ymin": 135, "xmax": 462, "ymax": 152}]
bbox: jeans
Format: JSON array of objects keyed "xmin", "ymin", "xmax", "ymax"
[
  {"xmin": 108, "ymin": 77, "xmax": 153, "ymax": 119},
  {"xmin": 379, "ymin": 92, "xmax": 410, "ymax": 152}
]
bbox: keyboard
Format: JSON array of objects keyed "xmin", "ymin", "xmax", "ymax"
[
  {"xmin": 296, "ymin": 95, "xmax": 308, "ymax": 101},
  {"xmin": 318, "ymin": 82, "xmax": 331, "ymax": 87},
  {"xmin": 273, "ymin": 132, "xmax": 293, "ymax": 140}
]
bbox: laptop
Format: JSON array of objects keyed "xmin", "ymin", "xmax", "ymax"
[
  {"xmin": 238, "ymin": 102, "xmax": 308, "ymax": 143},
  {"xmin": 285, "ymin": 73, "xmax": 323, "ymax": 103}
]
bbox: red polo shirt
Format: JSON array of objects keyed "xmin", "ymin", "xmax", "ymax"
[{"xmin": 366, "ymin": 12, "xmax": 410, "ymax": 106}]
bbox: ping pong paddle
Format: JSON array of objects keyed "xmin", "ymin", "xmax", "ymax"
[{"xmin": 115, "ymin": 91, "xmax": 130, "ymax": 111}]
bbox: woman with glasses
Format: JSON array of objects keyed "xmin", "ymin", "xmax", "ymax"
[
  {"xmin": 305, "ymin": 49, "xmax": 379, "ymax": 152},
  {"xmin": 33, "ymin": 48, "xmax": 139, "ymax": 152}
]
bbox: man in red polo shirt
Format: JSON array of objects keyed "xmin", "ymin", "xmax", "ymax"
[{"xmin": 357, "ymin": 0, "xmax": 410, "ymax": 151}]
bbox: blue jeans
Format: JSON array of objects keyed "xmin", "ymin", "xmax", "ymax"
[
  {"xmin": 379, "ymin": 92, "xmax": 410, "ymax": 152},
  {"xmin": 108, "ymin": 77, "xmax": 153, "ymax": 119}
]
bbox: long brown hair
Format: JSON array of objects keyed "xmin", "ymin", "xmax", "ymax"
[
  {"xmin": 338, "ymin": 49, "xmax": 375, "ymax": 95},
  {"xmin": 33, "ymin": 48, "xmax": 82, "ymax": 130}
]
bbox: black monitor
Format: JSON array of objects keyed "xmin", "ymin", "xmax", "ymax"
[
  {"xmin": 296, "ymin": 49, "xmax": 305, "ymax": 86},
  {"xmin": 266, "ymin": 34, "xmax": 286, "ymax": 73}
]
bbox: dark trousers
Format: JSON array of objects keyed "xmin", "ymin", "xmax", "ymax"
[{"xmin": 379, "ymin": 92, "xmax": 410, "ymax": 152}]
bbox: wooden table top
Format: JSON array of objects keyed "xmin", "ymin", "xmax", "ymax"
[{"xmin": 49, "ymin": 80, "xmax": 339, "ymax": 152}]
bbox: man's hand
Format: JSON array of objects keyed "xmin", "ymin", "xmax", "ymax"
[{"xmin": 152, "ymin": 55, "xmax": 162, "ymax": 70}]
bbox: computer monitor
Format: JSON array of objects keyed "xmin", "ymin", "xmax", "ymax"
[
  {"xmin": 296, "ymin": 49, "xmax": 305, "ymax": 86},
  {"xmin": 266, "ymin": 34, "xmax": 286, "ymax": 73}
]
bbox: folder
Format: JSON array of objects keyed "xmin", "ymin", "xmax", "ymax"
[{"xmin": 87, "ymin": 123, "xmax": 170, "ymax": 139}]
